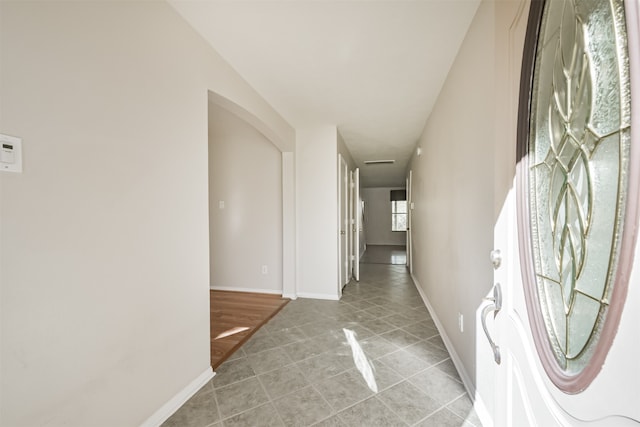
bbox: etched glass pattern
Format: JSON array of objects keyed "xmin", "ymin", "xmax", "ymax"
[{"xmin": 528, "ymin": 0, "xmax": 630, "ymax": 375}]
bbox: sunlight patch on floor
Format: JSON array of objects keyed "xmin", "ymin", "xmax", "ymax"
[
  {"xmin": 343, "ymin": 328, "xmax": 378, "ymax": 393},
  {"xmin": 215, "ymin": 326, "xmax": 250, "ymax": 340}
]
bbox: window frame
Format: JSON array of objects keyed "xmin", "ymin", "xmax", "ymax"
[{"xmin": 391, "ymin": 200, "xmax": 407, "ymax": 232}]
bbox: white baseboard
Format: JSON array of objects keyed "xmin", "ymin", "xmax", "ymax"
[
  {"xmin": 141, "ymin": 367, "xmax": 214, "ymax": 427},
  {"xmin": 210, "ymin": 286, "xmax": 282, "ymax": 295},
  {"xmin": 296, "ymin": 292, "xmax": 340, "ymax": 301},
  {"xmin": 410, "ymin": 274, "xmax": 477, "ymax": 399},
  {"xmin": 282, "ymin": 292, "xmax": 298, "ymax": 300}
]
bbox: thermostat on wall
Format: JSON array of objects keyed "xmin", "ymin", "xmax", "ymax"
[{"xmin": 0, "ymin": 134, "xmax": 22, "ymax": 173}]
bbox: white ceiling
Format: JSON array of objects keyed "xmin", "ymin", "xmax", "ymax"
[{"xmin": 169, "ymin": 0, "xmax": 480, "ymax": 187}]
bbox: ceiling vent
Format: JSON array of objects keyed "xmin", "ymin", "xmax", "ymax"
[{"xmin": 363, "ymin": 160, "xmax": 395, "ymax": 165}]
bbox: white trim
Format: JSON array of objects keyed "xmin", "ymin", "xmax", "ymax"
[
  {"xmin": 141, "ymin": 367, "xmax": 214, "ymax": 427},
  {"xmin": 209, "ymin": 286, "xmax": 282, "ymax": 295},
  {"xmin": 282, "ymin": 292, "xmax": 298, "ymax": 300},
  {"xmin": 282, "ymin": 151, "xmax": 297, "ymax": 300},
  {"xmin": 296, "ymin": 292, "xmax": 340, "ymax": 301},
  {"xmin": 410, "ymin": 273, "xmax": 492, "ymax": 426}
]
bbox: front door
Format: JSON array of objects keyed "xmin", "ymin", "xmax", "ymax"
[{"xmin": 486, "ymin": 1, "xmax": 640, "ymax": 425}]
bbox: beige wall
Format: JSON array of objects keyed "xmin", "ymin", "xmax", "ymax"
[
  {"xmin": 296, "ymin": 126, "xmax": 357, "ymax": 298},
  {"xmin": 294, "ymin": 128, "xmax": 358, "ymax": 299},
  {"xmin": 295, "ymin": 126, "xmax": 340, "ymax": 299},
  {"xmin": 362, "ymin": 187, "xmax": 407, "ymax": 246},
  {"xmin": 407, "ymin": 0, "xmax": 495, "ymax": 392},
  {"xmin": 0, "ymin": 1, "xmax": 293, "ymax": 426},
  {"xmin": 208, "ymin": 103, "xmax": 283, "ymax": 293}
]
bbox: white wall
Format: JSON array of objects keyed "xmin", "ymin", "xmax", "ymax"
[
  {"xmin": 209, "ymin": 103, "xmax": 283, "ymax": 293},
  {"xmin": 407, "ymin": 0, "xmax": 495, "ymax": 395},
  {"xmin": 0, "ymin": 2, "xmax": 293, "ymax": 426},
  {"xmin": 362, "ymin": 187, "xmax": 407, "ymax": 246},
  {"xmin": 337, "ymin": 132, "xmax": 356, "ymax": 171},
  {"xmin": 296, "ymin": 126, "xmax": 339, "ymax": 299}
]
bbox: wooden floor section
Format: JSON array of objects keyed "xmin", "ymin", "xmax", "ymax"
[{"xmin": 210, "ymin": 290, "xmax": 289, "ymax": 369}]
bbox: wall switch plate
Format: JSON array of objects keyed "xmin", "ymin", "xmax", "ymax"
[
  {"xmin": 261, "ymin": 265, "xmax": 268, "ymax": 275},
  {"xmin": 458, "ymin": 313, "xmax": 464, "ymax": 333},
  {"xmin": 0, "ymin": 134, "xmax": 22, "ymax": 173}
]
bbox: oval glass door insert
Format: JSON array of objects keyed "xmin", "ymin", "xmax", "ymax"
[{"xmin": 518, "ymin": 0, "xmax": 633, "ymax": 393}]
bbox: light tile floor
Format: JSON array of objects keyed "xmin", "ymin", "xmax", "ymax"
[
  {"xmin": 163, "ymin": 263, "xmax": 482, "ymax": 427},
  {"xmin": 360, "ymin": 245, "xmax": 407, "ymax": 265}
]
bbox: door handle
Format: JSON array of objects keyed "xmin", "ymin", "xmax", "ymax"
[{"xmin": 481, "ymin": 283, "xmax": 502, "ymax": 364}]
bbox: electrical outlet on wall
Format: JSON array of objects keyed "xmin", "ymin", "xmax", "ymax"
[{"xmin": 458, "ymin": 313, "xmax": 464, "ymax": 333}]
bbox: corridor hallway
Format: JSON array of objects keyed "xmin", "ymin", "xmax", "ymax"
[
  {"xmin": 360, "ymin": 245, "xmax": 407, "ymax": 265},
  {"xmin": 163, "ymin": 263, "xmax": 481, "ymax": 426}
]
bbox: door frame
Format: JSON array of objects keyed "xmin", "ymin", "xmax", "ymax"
[
  {"xmin": 406, "ymin": 170, "xmax": 413, "ymax": 273},
  {"xmin": 349, "ymin": 170, "xmax": 354, "ymax": 280},
  {"xmin": 337, "ymin": 154, "xmax": 349, "ymax": 296},
  {"xmin": 353, "ymin": 168, "xmax": 360, "ymax": 281}
]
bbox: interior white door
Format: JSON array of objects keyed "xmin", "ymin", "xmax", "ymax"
[
  {"xmin": 485, "ymin": 1, "xmax": 640, "ymax": 425},
  {"xmin": 349, "ymin": 170, "xmax": 354, "ymax": 279},
  {"xmin": 338, "ymin": 154, "xmax": 349, "ymax": 296},
  {"xmin": 353, "ymin": 167, "xmax": 360, "ymax": 281},
  {"xmin": 406, "ymin": 170, "xmax": 413, "ymax": 272}
]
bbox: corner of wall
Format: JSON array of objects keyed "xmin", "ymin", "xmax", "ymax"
[{"xmin": 141, "ymin": 368, "xmax": 214, "ymax": 427}]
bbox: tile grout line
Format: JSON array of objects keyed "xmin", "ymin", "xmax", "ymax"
[
  {"xmin": 373, "ymin": 393, "xmax": 413, "ymax": 427},
  {"xmin": 206, "ymin": 379, "xmax": 224, "ymax": 426},
  {"xmin": 205, "ymin": 260, "xmax": 471, "ymax": 427}
]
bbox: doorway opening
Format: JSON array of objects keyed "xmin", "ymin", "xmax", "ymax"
[{"xmin": 359, "ymin": 187, "xmax": 409, "ymax": 267}]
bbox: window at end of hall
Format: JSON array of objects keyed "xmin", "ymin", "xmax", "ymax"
[{"xmin": 392, "ymin": 200, "xmax": 407, "ymax": 231}]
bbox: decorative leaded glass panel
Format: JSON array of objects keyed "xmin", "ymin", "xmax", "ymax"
[{"xmin": 526, "ymin": 0, "xmax": 630, "ymax": 379}]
